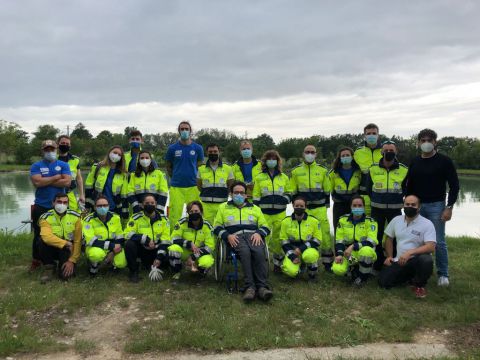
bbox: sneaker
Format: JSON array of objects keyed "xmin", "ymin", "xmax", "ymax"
[
  {"xmin": 243, "ymin": 287, "xmax": 256, "ymax": 302},
  {"xmin": 29, "ymin": 259, "xmax": 42, "ymax": 273},
  {"xmin": 414, "ymin": 287, "xmax": 427, "ymax": 299},
  {"xmin": 257, "ymin": 287, "xmax": 273, "ymax": 302},
  {"xmin": 437, "ymin": 276, "xmax": 449, "ymax": 287},
  {"xmin": 129, "ymin": 272, "xmax": 140, "ymax": 283},
  {"xmin": 88, "ymin": 265, "xmax": 98, "ymax": 277},
  {"xmin": 352, "ymin": 277, "xmax": 364, "ymax": 287}
]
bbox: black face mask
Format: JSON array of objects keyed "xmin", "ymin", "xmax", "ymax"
[
  {"xmin": 144, "ymin": 204, "xmax": 156, "ymax": 214},
  {"xmin": 293, "ymin": 207, "xmax": 306, "ymax": 216},
  {"xmin": 59, "ymin": 145, "xmax": 70, "ymax": 153},
  {"xmin": 208, "ymin": 154, "xmax": 219, "ymax": 162},
  {"xmin": 189, "ymin": 212, "xmax": 202, "ymax": 221},
  {"xmin": 404, "ymin": 206, "xmax": 418, "ymax": 218},
  {"xmin": 384, "ymin": 152, "xmax": 396, "ymax": 161}
]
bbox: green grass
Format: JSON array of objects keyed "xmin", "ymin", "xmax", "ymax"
[
  {"xmin": 0, "ymin": 164, "xmax": 31, "ymax": 172},
  {"xmin": 457, "ymin": 169, "xmax": 480, "ymax": 176},
  {"xmin": 1, "ymin": 233, "xmax": 479, "ymax": 358}
]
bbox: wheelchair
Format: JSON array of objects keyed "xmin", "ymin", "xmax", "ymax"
[{"xmin": 214, "ymin": 232, "xmax": 270, "ymax": 293}]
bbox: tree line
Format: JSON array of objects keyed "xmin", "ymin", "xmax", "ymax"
[{"xmin": 1, "ymin": 120, "xmax": 479, "ymax": 170}]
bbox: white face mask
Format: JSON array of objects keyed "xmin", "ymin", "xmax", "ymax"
[
  {"xmin": 54, "ymin": 203, "xmax": 68, "ymax": 214},
  {"xmin": 109, "ymin": 152, "xmax": 121, "ymax": 163},
  {"xmin": 420, "ymin": 142, "xmax": 435, "ymax": 153},
  {"xmin": 304, "ymin": 153, "xmax": 316, "ymax": 163},
  {"xmin": 139, "ymin": 159, "xmax": 151, "ymax": 168}
]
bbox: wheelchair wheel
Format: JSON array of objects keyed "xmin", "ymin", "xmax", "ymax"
[{"xmin": 214, "ymin": 238, "xmax": 226, "ymax": 281}]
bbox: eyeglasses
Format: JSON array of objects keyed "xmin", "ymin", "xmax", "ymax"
[{"xmin": 304, "ymin": 151, "xmax": 316, "ymax": 154}]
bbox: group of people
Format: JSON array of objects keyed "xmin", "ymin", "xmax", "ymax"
[{"xmin": 29, "ymin": 121, "xmax": 459, "ymax": 302}]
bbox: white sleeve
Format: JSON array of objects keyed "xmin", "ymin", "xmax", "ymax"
[
  {"xmin": 384, "ymin": 216, "xmax": 397, "ymax": 238},
  {"xmin": 423, "ymin": 220, "xmax": 437, "ymax": 243}
]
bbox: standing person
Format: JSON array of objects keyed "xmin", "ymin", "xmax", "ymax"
[
  {"xmin": 38, "ymin": 193, "xmax": 82, "ymax": 282},
  {"xmin": 354, "ymin": 123, "xmax": 383, "ymax": 216},
  {"xmin": 84, "ymin": 145, "xmax": 129, "ymax": 219},
  {"xmin": 406, "ymin": 129, "xmax": 460, "ymax": 287},
  {"xmin": 125, "ymin": 130, "xmax": 158, "ymax": 173},
  {"xmin": 332, "ymin": 196, "xmax": 378, "ymax": 286},
  {"xmin": 252, "ymin": 150, "xmax": 291, "ymax": 273},
  {"xmin": 368, "ymin": 141, "xmax": 408, "ymax": 271},
  {"xmin": 378, "ymin": 195, "xmax": 436, "ymax": 298},
  {"xmin": 165, "ymin": 121, "xmax": 204, "ymax": 230},
  {"xmin": 83, "ymin": 195, "xmax": 127, "ymax": 276},
  {"xmin": 328, "ymin": 147, "xmax": 362, "ymax": 230},
  {"xmin": 57, "ymin": 135, "xmax": 85, "ymax": 211},
  {"xmin": 197, "ymin": 144, "xmax": 234, "ymax": 223},
  {"xmin": 29, "ymin": 140, "xmax": 72, "ymax": 271},
  {"xmin": 231, "ymin": 140, "xmax": 262, "ymax": 197},
  {"xmin": 290, "ymin": 145, "xmax": 333, "ymax": 272},
  {"xmin": 214, "ymin": 181, "xmax": 272, "ymax": 302},
  {"xmin": 127, "ymin": 150, "xmax": 168, "ymax": 214}
]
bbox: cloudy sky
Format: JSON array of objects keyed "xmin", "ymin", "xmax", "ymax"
[{"xmin": 1, "ymin": 0, "xmax": 479, "ymax": 141}]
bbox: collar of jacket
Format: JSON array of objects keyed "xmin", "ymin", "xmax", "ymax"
[
  {"xmin": 379, "ymin": 158, "xmax": 400, "ymax": 170},
  {"xmin": 290, "ymin": 212, "xmax": 308, "ymax": 221},
  {"xmin": 206, "ymin": 159, "xmax": 224, "ymax": 168},
  {"xmin": 348, "ymin": 213, "xmax": 366, "ymax": 224},
  {"xmin": 235, "ymin": 156, "xmax": 259, "ymax": 166}
]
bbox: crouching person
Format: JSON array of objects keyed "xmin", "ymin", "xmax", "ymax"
[
  {"xmin": 280, "ymin": 196, "xmax": 322, "ymax": 281},
  {"xmin": 83, "ymin": 195, "xmax": 127, "ymax": 276},
  {"xmin": 378, "ymin": 195, "xmax": 436, "ymax": 298},
  {"xmin": 38, "ymin": 193, "xmax": 82, "ymax": 282},
  {"xmin": 332, "ymin": 195, "xmax": 378, "ymax": 286},
  {"xmin": 214, "ymin": 181, "xmax": 272, "ymax": 303},
  {"xmin": 170, "ymin": 201, "xmax": 215, "ymax": 279},
  {"xmin": 124, "ymin": 194, "xmax": 174, "ymax": 283}
]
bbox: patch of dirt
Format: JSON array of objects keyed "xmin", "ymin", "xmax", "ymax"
[
  {"xmin": 414, "ymin": 327, "xmax": 449, "ymax": 344},
  {"xmin": 447, "ymin": 322, "xmax": 480, "ymax": 355}
]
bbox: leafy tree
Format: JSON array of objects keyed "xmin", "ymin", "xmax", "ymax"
[{"xmin": 70, "ymin": 122, "xmax": 93, "ymax": 140}]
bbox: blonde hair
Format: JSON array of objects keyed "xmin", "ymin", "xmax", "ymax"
[
  {"xmin": 99, "ymin": 145, "xmax": 126, "ymax": 173},
  {"xmin": 239, "ymin": 140, "xmax": 252, "ymax": 149}
]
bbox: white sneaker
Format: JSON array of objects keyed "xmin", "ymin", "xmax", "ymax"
[{"xmin": 437, "ymin": 276, "xmax": 450, "ymax": 287}]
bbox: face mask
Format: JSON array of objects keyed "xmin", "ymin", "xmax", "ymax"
[
  {"xmin": 180, "ymin": 130, "xmax": 190, "ymax": 140},
  {"xmin": 189, "ymin": 212, "xmax": 202, "ymax": 221},
  {"xmin": 266, "ymin": 159, "xmax": 277, "ymax": 169},
  {"xmin": 232, "ymin": 194, "xmax": 245, "ymax": 206},
  {"xmin": 365, "ymin": 135, "xmax": 378, "ymax": 145},
  {"xmin": 143, "ymin": 204, "xmax": 156, "ymax": 214},
  {"xmin": 208, "ymin": 154, "xmax": 219, "ymax": 162},
  {"xmin": 54, "ymin": 203, "xmax": 68, "ymax": 214},
  {"xmin": 139, "ymin": 159, "xmax": 151, "ymax": 168},
  {"xmin": 241, "ymin": 149, "xmax": 252, "ymax": 159},
  {"xmin": 293, "ymin": 207, "xmax": 305, "ymax": 216},
  {"xmin": 420, "ymin": 142, "xmax": 434, "ymax": 153},
  {"xmin": 304, "ymin": 153, "xmax": 316, "ymax": 163},
  {"xmin": 351, "ymin": 207, "xmax": 365, "ymax": 216},
  {"xmin": 109, "ymin": 152, "xmax": 121, "ymax": 163},
  {"xmin": 44, "ymin": 151, "xmax": 57, "ymax": 162},
  {"xmin": 340, "ymin": 156, "xmax": 352, "ymax": 165},
  {"xmin": 404, "ymin": 206, "xmax": 418, "ymax": 218},
  {"xmin": 384, "ymin": 152, "xmax": 396, "ymax": 161},
  {"xmin": 130, "ymin": 141, "xmax": 141, "ymax": 149},
  {"xmin": 96, "ymin": 206, "xmax": 109, "ymax": 216},
  {"xmin": 58, "ymin": 145, "xmax": 70, "ymax": 153}
]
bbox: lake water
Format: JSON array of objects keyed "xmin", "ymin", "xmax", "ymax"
[{"xmin": 1, "ymin": 172, "xmax": 479, "ymax": 237}]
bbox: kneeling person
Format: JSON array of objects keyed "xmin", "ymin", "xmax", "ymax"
[
  {"xmin": 38, "ymin": 193, "xmax": 82, "ymax": 282},
  {"xmin": 378, "ymin": 195, "xmax": 436, "ymax": 298},
  {"xmin": 170, "ymin": 201, "xmax": 215, "ymax": 278},
  {"xmin": 83, "ymin": 196, "xmax": 127, "ymax": 276},
  {"xmin": 280, "ymin": 196, "xmax": 322, "ymax": 280},
  {"xmin": 332, "ymin": 195, "xmax": 378, "ymax": 286},
  {"xmin": 125, "ymin": 194, "xmax": 176, "ymax": 282}
]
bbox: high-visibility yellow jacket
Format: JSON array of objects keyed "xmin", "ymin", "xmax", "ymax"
[
  {"xmin": 252, "ymin": 170, "xmax": 292, "ymax": 215},
  {"xmin": 232, "ymin": 157, "xmax": 263, "ymax": 185},
  {"xmin": 197, "ymin": 160, "xmax": 232, "ymax": 203},
  {"xmin": 353, "ymin": 144, "xmax": 382, "ymax": 194},
  {"xmin": 171, "ymin": 217, "xmax": 215, "ymax": 258},
  {"xmin": 328, "ymin": 166, "xmax": 362, "ymax": 203},
  {"xmin": 290, "ymin": 162, "xmax": 331, "ymax": 208},
  {"xmin": 335, "ymin": 214, "xmax": 378, "ymax": 256},
  {"xmin": 280, "ymin": 213, "xmax": 322, "ymax": 260},
  {"xmin": 82, "ymin": 211, "xmax": 125, "ymax": 251},
  {"xmin": 368, "ymin": 160, "xmax": 408, "ymax": 209},
  {"xmin": 127, "ymin": 169, "xmax": 168, "ymax": 213}
]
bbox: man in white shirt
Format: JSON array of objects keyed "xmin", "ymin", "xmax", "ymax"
[{"xmin": 378, "ymin": 195, "xmax": 436, "ymax": 298}]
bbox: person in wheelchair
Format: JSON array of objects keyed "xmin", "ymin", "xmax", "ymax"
[
  {"xmin": 331, "ymin": 195, "xmax": 378, "ymax": 286},
  {"xmin": 280, "ymin": 196, "xmax": 322, "ymax": 281},
  {"xmin": 169, "ymin": 201, "xmax": 215, "ymax": 278},
  {"xmin": 213, "ymin": 181, "xmax": 273, "ymax": 303}
]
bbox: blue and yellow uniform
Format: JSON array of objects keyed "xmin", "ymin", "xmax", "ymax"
[
  {"xmin": 353, "ymin": 144, "xmax": 382, "ymax": 215},
  {"xmin": 232, "ymin": 156, "xmax": 263, "ymax": 197},
  {"xmin": 127, "ymin": 168, "xmax": 169, "ymax": 214},
  {"xmin": 58, "ymin": 153, "xmax": 81, "ymax": 210}
]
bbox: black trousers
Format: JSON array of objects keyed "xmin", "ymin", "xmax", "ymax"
[
  {"xmin": 332, "ymin": 202, "xmax": 351, "ymax": 233},
  {"xmin": 38, "ymin": 241, "xmax": 75, "ymax": 279},
  {"xmin": 371, "ymin": 207, "xmax": 401, "ymax": 271},
  {"xmin": 232, "ymin": 233, "xmax": 268, "ymax": 290},
  {"xmin": 378, "ymin": 254, "xmax": 433, "ymax": 288},
  {"xmin": 125, "ymin": 240, "xmax": 158, "ymax": 273},
  {"xmin": 32, "ymin": 204, "xmax": 51, "ymax": 261}
]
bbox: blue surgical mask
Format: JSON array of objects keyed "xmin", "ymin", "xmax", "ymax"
[
  {"xmin": 241, "ymin": 149, "xmax": 252, "ymax": 159},
  {"xmin": 232, "ymin": 194, "xmax": 245, "ymax": 206},
  {"xmin": 365, "ymin": 135, "xmax": 378, "ymax": 145},
  {"xmin": 266, "ymin": 159, "xmax": 277, "ymax": 169},
  {"xmin": 351, "ymin": 207, "xmax": 365, "ymax": 216},
  {"xmin": 340, "ymin": 156, "xmax": 352, "ymax": 165},
  {"xmin": 44, "ymin": 151, "xmax": 57, "ymax": 162},
  {"xmin": 130, "ymin": 141, "xmax": 141, "ymax": 149},
  {"xmin": 96, "ymin": 206, "xmax": 109, "ymax": 216},
  {"xmin": 180, "ymin": 130, "xmax": 190, "ymax": 140}
]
